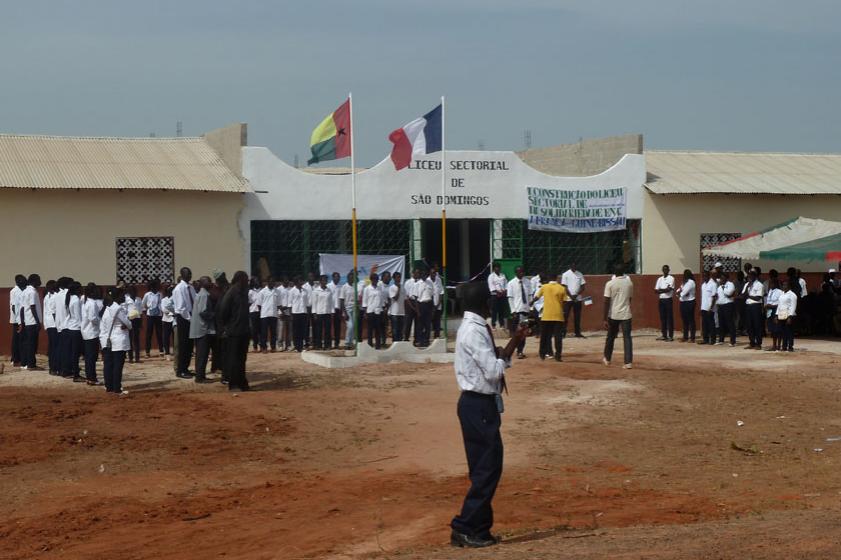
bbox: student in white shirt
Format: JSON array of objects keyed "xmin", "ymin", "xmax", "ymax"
[
  {"xmin": 363, "ymin": 273, "xmax": 386, "ymax": 349},
  {"xmin": 430, "ymin": 267, "xmax": 445, "ymax": 339},
  {"xmin": 303, "ymin": 272, "xmax": 317, "ymax": 348},
  {"xmin": 388, "ymin": 271, "xmax": 406, "ymax": 342},
  {"xmin": 123, "ymin": 285, "xmax": 143, "ymax": 364},
  {"xmin": 100, "ymin": 287, "xmax": 132, "ymax": 394},
  {"xmin": 329, "ymin": 272, "xmax": 343, "ymax": 349},
  {"xmin": 9, "ymin": 275, "xmax": 26, "ymax": 367},
  {"xmin": 248, "ymin": 277, "xmax": 261, "ymax": 352},
  {"xmin": 19, "ymin": 274, "xmax": 43, "ymax": 370},
  {"xmin": 742, "ymin": 269, "xmax": 766, "ymax": 349},
  {"xmin": 275, "ymin": 278, "xmax": 291, "ymax": 352},
  {"xmin": 161, "ymin": 286, "xmax": 175, "ymax": 358},
  {"xmin": 288, "ymin": 277, "xmax": 309, "ymax": 352},
  {"xmin": 716, "ymin": 271, "xmax": 737, "ymax": 346},
  {"xmin": 81, "ymin": 283, "xmax": 103, "ymax": 385},
  {"xmin": 402, "ymin": 268, "xmax": 421, "ymax": 344},
  {"xmin": 486, "ymin": 262, "xmax": 508, "ymax": 329},
  {"xmin": 43, "ymin": 280, "xmax": 60, "ymax": 374},
  {"xmin": 654, "ymin": 265, "xmax": 676, "ymax": 341},
  {"xmin": 310, "ymin": 275, "xmax": 334, "ymax": 350},
  {"xmin": 172, "ymin": 267, "xmax": 197, "ymax": 377},
  {"xmin": 776, "ymin": 279, "xmax": 798, "ymax": 352},
  {"xmin": 699, "ymin": 270, "xmax": 718, "ymax": 345},
  {"xmin": 62, "ymin": 281, "xmax": 84, "ymax": 380},
  {"xmin": 257, "ymin": 278, "xmax": 278, "ymax": 353},
  {"xmin": 506, "ymin": 267, "xmax": 532, "ymax": 358},
  {"xmin": 678, "ymin": 269, "xmax": 696, "ymax": 343},
  {"xmin": 339, "ymin": 271, "xmax": 358, "ymax": 350},
  {"xmin": 561, "ymin": 264, "xmax": 586, "ymax": 338},
  {"xmin": 765, "ymin": 277, "xmax": 783, "ymax": 351},
  {"xmin": 54, "ymin": 277, "xmax": 71, "ymax": 375},
  {"xmin": 141, "ymin": 278, "xmax": 164, "ymax": 358},
  {"xmin": 416, "ymin": 269, "xmax": 436, "ymax": 347}
]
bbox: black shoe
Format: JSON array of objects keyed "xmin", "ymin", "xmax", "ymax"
[
  {"xmin": 72, "ymin": 376, "xmax": 85, "ymax": 383},
  {"xmin": 554, "ymin": 355, "xmax": 563, "ymax": 362},
  {"xmin": 194, "ymin": 377, "xmax": 213, "ymax": 384},
  {"xmin": 574, "ymin": 334, "xmax": 586, "ymax": 338},
  {"xmin": 176, "ymin": 372, "xmax": 192, "ymax": 379},
  {"xmin": 220, "ymin": 379, "xmax": 229, "ymax": 385},
  {"xmin": 450, "ymin": 530, "xmax": 498, "ymax": 548}
]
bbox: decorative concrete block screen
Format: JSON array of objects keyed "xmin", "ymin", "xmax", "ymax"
[
  {"xmin": 700, "ymin": 233, "xmax": 742, "ymax": 273},
  {"xmin": 116, "ymin": 236, "xmax": 175, "ymax": 285}
]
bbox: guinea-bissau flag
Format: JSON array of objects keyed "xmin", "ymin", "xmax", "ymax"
[{"xmin": 308, "ymin": 99, "xmax": 351, "ymax": 165}]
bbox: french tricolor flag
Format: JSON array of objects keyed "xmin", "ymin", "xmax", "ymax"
[{"xmin": 388, "ymin": 104, "xmax": 442, "ymax": 170}]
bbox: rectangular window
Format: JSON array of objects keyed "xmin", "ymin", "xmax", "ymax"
[
  {"xmin": 700, "ymin": 233, "xmax": 741, "ymax": 273},
  {"xmin": 116, "ymin": 237, "xmax": 175, "ymax": 284}
]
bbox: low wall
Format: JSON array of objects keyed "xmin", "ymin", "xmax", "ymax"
[{"xmin": 0, "ymin": 273, "xmax": 827, "ymax": 357}]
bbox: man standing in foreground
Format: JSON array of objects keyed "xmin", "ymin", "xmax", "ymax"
[
  {"xmin": 603, "ymin": 263, "xmax": 634, "ymax": 369},
  {"xmin": 451, "ymin": 282, "xmax": 528, "ymax": 548},
  {"xmin": 218, "ymin": 271, "xmax": 251, "ymax": 391},
  {"xmin": 561, "ymin": 263, "xmax": 586, "ymax": 338},
  {"xmin": 172, "ymin": 267, "xmax": 197, "ymax": 378}
]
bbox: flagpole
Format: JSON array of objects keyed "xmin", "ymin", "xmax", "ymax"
[
  {"xmin": 349, "ymin": 92, "xmax": 360, "ymax": 352},
  {"xmin": 440, "ymin": 95, "xmax": 448, "ymax": 344}
]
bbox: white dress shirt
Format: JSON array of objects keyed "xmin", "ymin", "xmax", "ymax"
[
  {"xmin": 700, "ymin": 279, "xmax": 717, "ymax": 311},
  {"xmin": 417, "ymin": 278, "xmax": 435, "ymax": 303},
  {"xmin": 655, "ymin": 275, "xmax": 675, "ymax": 299},
  {"xmin": 43, "ymin": 292, "xmax": 56, "ymax": 329},
  {"xmin": 403, "ymin": 278, "xmax": 417, "ymax": 302},
  {"xmin": 100, "ymin": 302, "xmax": 131, "ymax": 351},
  {"xmin": 161, "ymin": 296, "xmax": 175, "ymax": 323},
  {"xmin": 363, "ymin": 284, "xmax": 385, "ymax": 314},
  {"xmin": 20, "ymin": 285, "xmax": 42, "ymax": 325},
  {"xmin": 766, "ymin": 287, "xmax": 782, "ymax": 307},
  {"xmin": 142, "ymin": 291, "xmax": 163, "ymax": 316},
  {"xmin": 487, "ymin": 271, "xmax": 507, "ymax": 294},
  {"xmin": 777, "ymin": 290, "xmax": 798, "ymax": 318},
  {"xmin": 81, "ymin": 298, "xmax": 103, "ymax": 340},
  {"xmin": 743, "ymin": 280, "xmax": 765, "ymax": 305},
  {"xmin": 310, "ymin": 285, "xmax": 334, "ymax": 315},
  {"xmin": 274, "ymin": 286, "xmax": 289, "ymax": 316},
  {"xmin": 717, "ymin": 281, "xmax": 736, "ymax": 305},
  {"xmin": 54, "ymin": 289, "xmax": 68, "ymax": 332},
  {"xmin": 248, "ymin": 288, "xmax": 260, "ymax": 313},
  {"xmin": 506, "ymin": 276, "xmax": 532, "ymax": 314},
  {"xmin": 302, "ymin": 282, "xmax": 314, "ymax": 308},
  {"xmin": 258, "ymin": 286, "xmax": 278, "ymax": 319},
  {"xmin": 531, "ymin": 278, "xmax": 544, "ymax": 315},
  {"xmin": 289, "ymin": 287, "xmax": 308, "ymax": 314},
  {"xmin": 389, "ymin": 284, "xmax": 406, "ymax": 316},
  {"xmin": 339, "ymin": 283, "xmax": 356, "ymax": 310},
  {"xmin": 679, "ymin": 279, "xmax": 696, "ymax": 302},
  {"xmin": 172, "ymin": 280, "xmax": 197, "ymax": 320},
  {"xmin": 327, "ymin": 281, "xmax": 342, "ymax": 311},
  {"xmin": 454, "ymin": 311, "xmax": 508, "ymax": 395},
  {"xmin": 431, "ymin": 275, "xmax": 444, "ymax": 309},
  {"xmin": 9, "ymin": 285, "xmax": 21, "ymax": 324},
  {"xmin": 66, "ymin": 295, "xmax": 82, "ymax": 331},
  {"xmin": 798, "ymin": 277, "xmax": 807, "ymax": 295},
  {"xmin": 561, "ymin": 269, "xmax": 586, "ymax": 301}
]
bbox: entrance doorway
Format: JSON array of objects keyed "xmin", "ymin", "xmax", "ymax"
[{"xmin": 420, "ymin": 219, "xmax": 490, "ymax": 282}]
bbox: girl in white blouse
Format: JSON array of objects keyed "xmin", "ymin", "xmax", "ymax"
[
  {"xmin": 63, "ymin": 282, "xmax": 84, "ymax": 380},
  {"xmin": 100, "ymin": 287, "xmax": 132, "ymax": 394},
  {"xmin": 81, "ymin": 283, "xmax": 104, "ymax": 385}
]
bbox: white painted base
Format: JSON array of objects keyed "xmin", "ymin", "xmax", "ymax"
[{"xmin": 300, "ymin": 338, "xmax": 453, "ymax": 369}]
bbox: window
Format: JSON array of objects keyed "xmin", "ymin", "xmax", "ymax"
[
  {"xmin": 700, "ymin": 233, "xmax": 741, "ymax": 273},
  {"xmin": 116, "ymin": 237, "xmax": 175, "ymax": 284}
]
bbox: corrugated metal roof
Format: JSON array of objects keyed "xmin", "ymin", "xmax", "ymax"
[
  {"xmin": 0, "ymin": 134, "xmax": 249, "ymax": 192},
  {"xmin": 645, "ymin": 150, "xmax": 841, "ymax": 195}
]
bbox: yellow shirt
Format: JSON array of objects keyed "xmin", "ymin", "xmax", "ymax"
[{"xmin": 535, "ymin": 282, "xmax": 566, "ymax": 321}]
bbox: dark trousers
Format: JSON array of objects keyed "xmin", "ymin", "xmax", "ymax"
[
  {"xmin": 145, "ymin": 315, "xmax": 163, "ymax": 354},
  {"xmin": 432, "ymin": 307, "xmax": 442, "ymax": 338},
  {"xmin": 176, "ymin": 316, "xmax": 193, "ymax": 374},
  {"xmin": 539, "ymin": 320, "xmax": 563, "ymax": 359},
  {"xmin": 604, "ymin": 318, "xmax": 632, "ymax": 365},
  {"xmin": 224, "ymin": 335, "xmax": 250, "ymax": 389},
  {"xmin": 292, "ymin": 313, "xmax": 307, "ymax": 351},
  {"xmin": 249, "ymin": 312, "xmax": 261, "ymax": 349},
  {"xmin": 418, "ymin": 301, "xmax": 433, "ymax": 346},
  {"xmin": 47, "ymin": 327, "xmax": 59, "ymax": 372},
  {"xmin": 658, "ymin": 299, "xmax": 674, "ymax": 339},
  {"xmin": 211, "ymin": 333, "xmax": 222, "ymax": 373},
  {"xmin": 680, "ymin": 300, "xmax": 696, "ymax": 341},
  {"xmin": 490, "ymin": 296, "xmax": 506, "ymax": 328},
  {"xmin": 404, "ymin": 304, "xmax": 418, "ymax": 342},
  {"xmin": 333, "ymin": 309, "xmax": 343, "ymax": 347},
  {"xmin": 746, "ymin": 304, "xmax": 764, "ymax": 347},
  {"xmin": 22, "ymin": 324, "xmax": 40, "ymax": 368},
  {"xmin": 781, "ymin": 320, "xmax": 795, "ymax": 351},
  {"xmin": 10, "ymin": 326, "xmax": 21, "ymax": 364},
  {"xmin": 701, "ymin": 310, "xmax": 716, "ymax": 343},
  {"xmin": 391, "ymin": 315, "xmax": 404, "ymax": 342},
  {"xmin": 315, "ymin": 314, "xmax": 331, "ymax": 349},
  {"xmin": 83, "ymin": 338, "xmax": 99, "ymax": 381},
  {"xmin": 162, "ymin": 321, "xmax": 173, "ymax": 355},
  {"xmin": 367, "ymin": 313, "xmax": 383, "ymax": 348},
  {"xmin": 451, "ymin": 391, "xmax": 503, "ymax": 539},
  {"xmin": 260, "ymin": 317, "xmax": 277, "ymax": 350},
  {"xmin": 129, "ymin": 318, "xmax": 142, "ymax": 362},
  {"xmin": 102, "ymin": 348, "xmax": 126, "ymax": 392},
  {"xmin": 510, "ymin": 313, "xmax": 528, "ymax": 354},
  {"xmin": 717, "ymin": 303, "xmax": 736, "ymax": 344},
  {"xmin": 563, "ymin": 300, "xmax": 583, "ymax": 336},
  {"xmin": 61, "ymin": 330, "xmax": 82, "ymax": 376},
  {"xmin": 194, "ymin": 335, "xmax": 212, "ymax": 379}
]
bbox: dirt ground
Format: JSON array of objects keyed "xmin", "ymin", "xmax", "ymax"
[{"xmin": 2, "ymin": 332, "xmax": 841, "ymax": 559}]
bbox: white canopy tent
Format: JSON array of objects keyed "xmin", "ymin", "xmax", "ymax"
[{"xmin": 701, "ymin": 217, "xmax": 841, "ymax": 261}]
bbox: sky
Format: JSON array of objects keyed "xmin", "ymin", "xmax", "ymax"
[{"xmin": 1, "ymin": 0, "xmax": 839, "ymax": 167}]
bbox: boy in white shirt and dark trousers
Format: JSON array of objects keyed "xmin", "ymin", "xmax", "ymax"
[
  {"xmin": 486, "ymin": 263, "xmax": 508, "ymax": 329},
  {"xmin": 743, "ymin": 269, "xmax": 766, "ymax": 349},
  {"xmin": 506, "ymin": 267, "xmax": 531, "ymax": 358},
  {"xmin": 561, "ymin": 264, "xmax": 586, "ymax": 338},
  {"xmin": 100, "ymin": 287, "xmax": 132, "ymax": 394},
  {"xmin": 389, "ymin": 272, "xmax": 406, "ymax": 342},
  {"xmin": 9, "ymin": 275, "xmax": 26, "ymax": 367},
  {"xmin": 172, "ymin": 267, "xmax": 197, "ymax": 378},
  {"xmin": 19, "ymin": 274, "xmax": 43, "ymax": 370},
  {"xmin": 777, "ymin": 279, "xmax": 798, "ymax": 352},
  {"xmin": 257, "ymin": 278, "xmax": 278, "ymax": 353},
  {"xmin": 363, "ymin": 273, "xmax": 385, "ymax": 349},
  {"xmin": 141, "ymin": 278, "xmax": 164, "ymax": 357},
  {"xmin": 43, "ymin": 280, "xmax": 59, "ymax": 374},
  {"xmin": 716, "ymin": 271, "xmax": 737, "ymax": 346},
  {"xmin": 654, "ymin": 265, "xmax": 675, "ymax": 341},
  {"xmin": 329, "ymin": 272, "xmax": 343, "ymax": 349},
  {"xmin": 80, "ymin": 283, "xmax": 102, "ymax": 385},
  {"xmin": 310, "ymin": 275, "xmax": 334, "ymax": 350}
]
